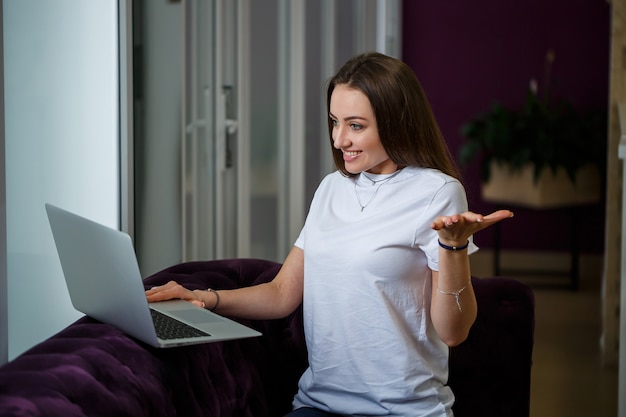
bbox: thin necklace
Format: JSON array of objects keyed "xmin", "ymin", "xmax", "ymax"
[
  {"xmin": 362, "ymin": 172, "xmax": 397, "ymax": 184},
  {"xmin": 354, "ymin": 170, "xmax": 401, "ymax": 212}
]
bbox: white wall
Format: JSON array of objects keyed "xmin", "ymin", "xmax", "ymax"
[{"xmin": 2, "ymin": 0, "xmax": 120, "ymax": 361}]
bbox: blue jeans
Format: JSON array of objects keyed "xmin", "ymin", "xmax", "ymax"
[{"xmin": 284, "ymin": 407, "xmax": 341, "ymax": 417}]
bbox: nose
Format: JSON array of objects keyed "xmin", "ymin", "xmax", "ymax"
[{"xmin": 332, "ymin": 125, "xmax": 350, "ymax": 149}]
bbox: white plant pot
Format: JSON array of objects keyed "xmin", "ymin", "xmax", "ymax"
[{"xmin": 481, "ymin": 162, "xmax": 601, "ymax": 209}]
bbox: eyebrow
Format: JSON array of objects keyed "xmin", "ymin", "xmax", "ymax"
[{"xmin": 328, "ymin": 112, "xmax": 366, "ymax": 121}]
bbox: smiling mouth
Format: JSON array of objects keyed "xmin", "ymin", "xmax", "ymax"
[{"xmin": 343, "ymin": 150, "xmax": 361, "ymax": 157}]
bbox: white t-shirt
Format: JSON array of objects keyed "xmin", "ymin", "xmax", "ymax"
[{"xmin": 292, "ymin": 166, "xmax": 476, "ymax": 417}]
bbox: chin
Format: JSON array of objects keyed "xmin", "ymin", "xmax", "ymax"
[
  {"xmin": 343, "ymin": 162, "xmax": 365, "ymax": 175},
  {"xmin": 345, "ymin": 168, "xmax": 363, "ymax": 175}
]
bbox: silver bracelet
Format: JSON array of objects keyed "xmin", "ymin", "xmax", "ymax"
[
  {"xmin": 438, "ymin": 283, "xmax": 468, "ymax": 312},
  {"xmin": 206, "ymin": 288, "xmax": 220, "ymax": 311}
]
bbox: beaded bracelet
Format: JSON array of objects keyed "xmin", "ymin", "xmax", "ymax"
[
  {"xmin": 438, "ymin": 239, "xmax": 469, "ymax": 251},
  {"xmin": 206, "ymin": 288, "xmax": 220, "ymax": 311}
]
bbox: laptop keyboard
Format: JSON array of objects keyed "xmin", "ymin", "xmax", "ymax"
[{"xmin": 150, "ymin": 309, "xmax": 211, "ymax": 340}]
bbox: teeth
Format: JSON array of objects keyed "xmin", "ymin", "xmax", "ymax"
[{"xmin": 344, "ymin": 151, "xmax": 360, "ymax": 156}]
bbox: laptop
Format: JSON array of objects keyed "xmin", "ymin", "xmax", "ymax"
[{"xmin": 45, "ymin": 203, "xmax": 261, "ymax": 348}]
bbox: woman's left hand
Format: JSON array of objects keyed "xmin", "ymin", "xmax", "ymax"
[{"xmin": 430, "ymin": 209, "xmax": 513, "ymax": 246}]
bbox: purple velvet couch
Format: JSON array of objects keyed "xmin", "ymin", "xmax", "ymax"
[{"xmin": 0, "ymin": 258, "xmax": 535, "ymax": 417}]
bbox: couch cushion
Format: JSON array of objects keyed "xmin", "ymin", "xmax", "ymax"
[
  {"xmin": 143, "ymin": 258, "xmax": 307, "ymax": 417},
  {"xmin": 0, "ymin": 319, "xmax": 176, "ymax": 417}
]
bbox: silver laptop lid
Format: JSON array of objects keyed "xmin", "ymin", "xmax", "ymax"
[
  {"xmin": 45, "ymin": 203, "xmax": 262, "ymax": 347},
  {"xmin": 45, "ymin": 203, "xmax": 161, "ymax": 346}
]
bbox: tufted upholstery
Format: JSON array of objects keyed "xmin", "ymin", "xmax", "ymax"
[
  {"xmin": 449, "ymin": 277, "xmax": 535, "ymax": 416},
  {"xmin": 0, "ymin": 258, "xmax": 534, "ymax": 417}
]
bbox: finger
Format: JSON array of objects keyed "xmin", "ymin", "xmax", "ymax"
[
  {"xmin": 432, "ymin": 214, "xmax": 467, "ymax": 231},
  {"xmin": 146, "ymin": 281, "xmax": 178, "ymax": 293},
  {"xmin": 482, "ymin": 210, "xmax": 514, "ymax": 223},
  {"xmin": 458, "ymin": 212, "xmax": 485, "ymax": 223},
  {"xmin": 469, "ymin": 210, "xmax": 514, "ymax": 235},
  {"xmin": 146, "ymin": 290, "xmax": 174, "ymax": 302},
  {"xmin": 146, "ymin": 282, "xmax": 186, "ymax": 302},
  {"xmin": 431, "ymin": 217, "xmax": 453, "ymax": 230}
]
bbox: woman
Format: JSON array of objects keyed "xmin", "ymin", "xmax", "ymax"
[{"xmin": 147, "ymin": 52, "xmax": 513, "ymax": 416}]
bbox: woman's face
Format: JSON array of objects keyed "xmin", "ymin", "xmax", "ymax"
[{"xmin": 329, "ymin": 84, "xmax": 397, "ymax": 175}]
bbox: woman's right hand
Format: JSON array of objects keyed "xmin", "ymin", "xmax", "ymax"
[
  {"xmin": 145, "ymin": 281, "xmax": 208, "ymax": 309},
  {"xmin": 145, "ymin": 247, "xmax": 305, "ymax": 319}
]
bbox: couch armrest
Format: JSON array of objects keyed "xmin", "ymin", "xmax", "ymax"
[
  {"xmin": 0, "ymin": 318, "xmax": 176, "ymax": 417},
  {"xmin": 449, "ymin": 276, "xmax": 535, "ymax": 417}
]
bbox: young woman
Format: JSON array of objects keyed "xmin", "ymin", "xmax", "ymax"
[{"xmin": 147, "ymin": 52, "xmax": 513, "ymax": 416}]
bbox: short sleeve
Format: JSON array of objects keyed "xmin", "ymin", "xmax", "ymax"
[{"xmin": 418, "ymin": 179, "xmax": 479, "ymax": 271}]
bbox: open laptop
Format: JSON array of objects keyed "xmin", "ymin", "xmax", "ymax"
[{"xmin": 45, "ymin": 203, "xmax": 261, "ymax": 348}]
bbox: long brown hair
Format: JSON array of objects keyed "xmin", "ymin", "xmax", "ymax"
[{"xmin": 327, "ymin": 52, "xmax": 460, "ymax": 180}]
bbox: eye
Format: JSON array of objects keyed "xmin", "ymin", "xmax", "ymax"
[
  {"xmin": 350, "ymin": 123, "xmax": 363, "ymax": 131},
  {"xmin": 330, "ymin": 118, "xmax": 339, "ymax": 127}
]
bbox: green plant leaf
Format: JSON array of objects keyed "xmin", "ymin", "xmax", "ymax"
[{"xmin": 458, "ymin": 88, "xmax": 607, "ymax": 185}]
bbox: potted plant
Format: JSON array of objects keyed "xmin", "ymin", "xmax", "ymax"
[{"xmin": 458, "ymin": 50, "xmax": 607, "ymax": 208}]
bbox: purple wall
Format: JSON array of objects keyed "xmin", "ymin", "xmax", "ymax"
[{"xmin": 402, "ymin": 1, "xmax": 611, "ymax": 253}]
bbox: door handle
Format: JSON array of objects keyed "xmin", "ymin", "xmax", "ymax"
[{"xmin": 223, "ymin": 86, "xmax": 237, "ymax": 168}]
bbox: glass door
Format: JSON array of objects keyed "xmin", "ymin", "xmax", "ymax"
[
  {"xmin": 136, "ymin": 0, "xmax": 402, "ymax": 271},
  {"xmin": 181, "ymin": 0, "xmax": 221, "ymax": 261},
  {"xmin": 182, "ymin": 0, "xmax": 308, "ymax": 262}
]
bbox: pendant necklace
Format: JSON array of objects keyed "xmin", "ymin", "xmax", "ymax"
[{"xmin": 354, "ymin": 169, "xmax": 402, "ymax": 212}]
